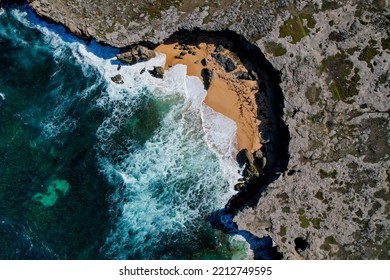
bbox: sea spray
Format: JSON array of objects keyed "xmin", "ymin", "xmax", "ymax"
[
  {"xmin": 96, "ymin": 60, "xmax": 245, "ymax": 259},
  {"xmin": 0, "ymin": 5, "xmax": 251, "ymax": 259}
]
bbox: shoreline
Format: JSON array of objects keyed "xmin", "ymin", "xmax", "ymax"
[{"xmin": 154, "ymin": 42, "xmax": 261, "ymax": 154}]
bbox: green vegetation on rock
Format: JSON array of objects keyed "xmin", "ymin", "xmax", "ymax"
[
  {"xmin": 279, "ymin": 13, "xmax": 316, "ymax": 44},
  {"xmin": 315, "ymin": 191, "xmax": 324, "ymax": 201},
  {"xmin": 382, "ymin": 36, "xmax": 390, "ymax": 51},
  {"xmin": 321, "ymin": 1, "xmax": 341, "ymax": 10},
  {"xmin": 378, "ymin": 71, "xmax": 388, "ymax": 85},
  {"xmin": 319, "ymin": 169, "xmax": 337, "ymax": 179},
  {"xmin": 358, "ymin": 40, "xmax": 380, "ymax": 71},
  {"xmin": 320, "ymin": 52, "xmax": 360, "ymax": 102},
  {"xmin": 346, "ymin": 46, "xmax": 360, "ymax": 55},
  {"xmin": 305, "ymin": 84, "xmax": 321, "ymax": 105},
  {"xmin": 264, "ymin": 41, "xmax": 286, "ymax": 57},
  {"xmin": 299, "ymin": 215, "xmax": 310, "ymax": 228},
  {"xmin": 311, "ymin": 218, "xmax": 322, "ymax": 229},
  {"xmin": 142, "ymin": 0, "xmax": 183, "ymax": 19},
  {"xmin": 279, "ymin": 225, "xmax": 287, "ymax": 236}
]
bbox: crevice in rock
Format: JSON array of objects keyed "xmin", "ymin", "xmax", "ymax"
[{"xmin": 294, "ymin": 237, "xmax": 309, "ymax": 254}]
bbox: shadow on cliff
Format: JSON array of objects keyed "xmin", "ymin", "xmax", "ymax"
[{"xmin": 161, "ymin": 29, "xmax": 290, "ymax": 259}]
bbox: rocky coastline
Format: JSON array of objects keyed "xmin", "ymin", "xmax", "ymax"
[{"xmin": 3, "ymin": 0, "xmax": 389, "ymax": 259}]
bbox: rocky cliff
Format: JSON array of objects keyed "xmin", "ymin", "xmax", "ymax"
[{"xmin": 5, "ymin": 0, "xmax": 389, "ymax": 259}]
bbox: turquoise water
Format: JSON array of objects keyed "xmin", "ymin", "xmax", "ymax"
[{"xmin": 0, "ymin": 6, "xmax": 250, "ymax": 259}]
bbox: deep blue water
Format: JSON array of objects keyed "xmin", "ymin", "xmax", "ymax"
[{"xmin": 0, "ymin": 5, "xmax": 250, "ymax": 259}]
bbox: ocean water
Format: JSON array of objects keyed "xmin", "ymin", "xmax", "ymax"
[{"xmin": 0, "ymin": 5, "xmax": 251, "ymax": 259}]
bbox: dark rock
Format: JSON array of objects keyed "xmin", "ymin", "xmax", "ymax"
[
  {"xmin": 232, "ymin": 70, "xmax": 253, "ymax": 80},
  {"xmin": 117, "ymin": 65, "xmax": 121, "ymax": 71},
  {"xmin": 110, "ymin": 74, "xmax": 124, "ymax": 84},
  {"xmin": 201, "ymin": 68, "xmax": 214, "ymax": 90},
  {"xmin": 237, "ymin": 149, "xmax": 262, "ymax": 179},
  {"xmin": 148, "ymin": 66, "xmax": 164, "ymax": 79},
  {"xmin": 116, "ymin": 45, "xmax": 156, "ymax": 65},
  {"xmin": 140, "ymin": 68, "xmax": 145, "ymax": 74},
  {"xmin": 234, "ymin": 182, "xmax": 245, "ymax": 191},
  {"xmin": 214, "ymin": 44, "xmax": 224, "ymax": 52},
  {"xmin": 201, "ymin": 58, "xmax": 207, "ymax": 66},
  {"xmin": 174, "ymin": 55, "xmax": 183, "ymax": 59},
  {"xmin": 211, "ymin": 53, "xmax": 237, "ymax": 72}
]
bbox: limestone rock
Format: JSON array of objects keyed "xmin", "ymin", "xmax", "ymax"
[{"xmin": 116, "ymin": 45, "xmax": 156, "ymax": 65}]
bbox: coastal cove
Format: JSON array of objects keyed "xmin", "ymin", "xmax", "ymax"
[
  {"xmin": 6, "ymin": 0, "xmax": 389, "ymax": 260},
  {"xmin": 0, "ymin": 3, "xmax": 289, "ymax": 260}
]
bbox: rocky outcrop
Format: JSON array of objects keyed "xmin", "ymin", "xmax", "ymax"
[
  {"xmin": 200, "ymin": 68, "xmax": 213, "ymax": 90},
  {"xmin": 13, "ymin": 0, "xmax": 390, "ymax": 259},
  {"xmin": 19, "ymin": 0, "xmax": 278, "ymax": 48},
  {"xmin": 148, "ymin": 66, "xmax": 164, "ymax": 79},
  {"xmin": 233, "ymin": 2, "xmax": 390, "ymax": 260},
  {"xmin": 237, "ymin": 149, "xmax": 262, "ymax": 179},
  {"xmin": 110, "ymin": 74, "xmax": 124, "ymax": 84},
  {"xmin": 211, "ymin": 53, "xmax": 237, "ymax": 72},
  {"xmin": 232, "ymin": 70, "xmax": 252, "ymax": 80},
  {"xmin": 116, "ymin": 45, "xmax": 156, "ymax": 65}
]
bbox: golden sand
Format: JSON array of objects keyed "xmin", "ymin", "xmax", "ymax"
[{"xmin": 154, "ymin": 42, "xmax": 260, "ymax": 153}]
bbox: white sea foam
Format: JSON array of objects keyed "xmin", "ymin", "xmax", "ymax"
[
  {"xmin": 97, "ymin": 60, "xmax": 242, "ymax": 258},
  {"xmin": 82, "ymin": 50, "xmax": 241, "ymax": 258},
  {"xmin": 0, "ymin": 93, "xmax": 5, "ymax": 100},
  {"xmin": 12, "ymin": 7, "xmax": 248, "ymax": 259}
]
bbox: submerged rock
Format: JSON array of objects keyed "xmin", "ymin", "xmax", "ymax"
[
  {"xmin": 111, "ymin": 74, "xmax": 124, "ymax": 84},
  {"xmin": 32, "ymin": 179, "xmax": 70, "ymax": 207},
  {"xmin": 116, "ymin": 45, "xmax": 156, "ymax": 65},
  {"xmin": 148, "ymin": 66, "xmax": 164, "ymax": 79}
]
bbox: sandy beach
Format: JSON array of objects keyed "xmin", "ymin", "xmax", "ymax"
[{"xmin": 155, "ymin": 42, "xmax": 261, "ymax": 153}]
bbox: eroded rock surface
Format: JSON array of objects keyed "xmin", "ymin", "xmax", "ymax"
[{"xmin": 116, "ymin": 45, "xmax": 156, "ymax": 65}]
